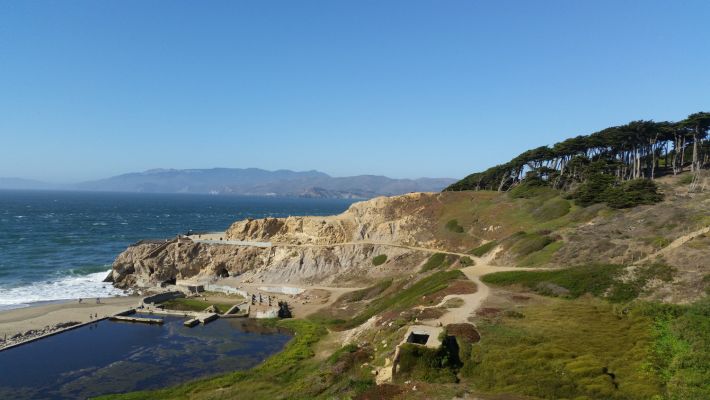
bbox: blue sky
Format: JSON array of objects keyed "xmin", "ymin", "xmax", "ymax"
[{"xmin": 1, "ymin": 1, "xmax": 708, "ymax": 182}]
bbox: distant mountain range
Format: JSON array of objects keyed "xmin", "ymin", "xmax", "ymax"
[{"xmin": 0, "ymin": 168, "xmax": 457, "ymax": 199}]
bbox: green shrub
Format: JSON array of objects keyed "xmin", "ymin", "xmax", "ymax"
[
  {"xmin": 677, "ymin": 174, "xmax": 694, "ymax": 185},
  {"xmin": 643, "ymin": 236, "xmax": 672, "ymax": 249},
  {"xmin": 637, "ymin": 262, "xmax": 676, "ymax": 283},
  {"xmin": 504, "ymin": 310, "xmax": 525, "ymax": 319},
  {"xmin": 445, "ymin": 219, "xmax": 464, "ymax": 233},
  {"xmin": 396, "ymin": 341, "xmax": 460, "ymax": 383},
  {"xmin": 443, "ymin": 298, "xmax": 465, "ymax": 308},
  {"xmin": 509, "ymin": 177, "xmax": 551, "ymax": 199},
  {"xmin": 507, "ymin": 232, "xmax": 555, "ymax": 257},
  {"xmin": 459, "ymin": 256, "xmax": 474, "ymax": 267},
  {"xmin": 482, "ymin": 264, "xmax": 625, "ymax": 300},
  {"xmin": 420, "ymin": 253, "xmax": 447, "ymax": 272},
  {"xmin": 571, "ymin": 176, "xmax": 663, "ymax": 208},
  {"xmin": 639, "ymin": 298, "xmax": 710, "ymax": 399},
  {"xmin": 569, "ymin": 173, "xmax": 617, "ymax": 207},
  {"xmin": 335, "ymin": 270, "xmax": 465, "ymax": 330},
  {"xmin": 371, "ymin": 254, "xmax": 388, "ymax": 266},
  {"xmin": 483, "ymin": 263, "xmax": 675, "ymax": 302},
  {"xmin": 469, "ymin": 240, "xmax": 498, "ymax": 257},
  {"xmin": 517, "ymin": 241, "xmax": 563, "ymax": 267},
  {"xmin": 532, "ymin": 198, "xmax": 571, "ymax": 221},
  {"xmin": 606, "ymin": 179, "xmax": 664, "ymax": 208},
  {"xmin": 340, "ymin": 279, "xmax": 392, "ymax": 303},
  {"xmin": 327, "ymin": 343, "xmax": 359, "ymax": 364}
]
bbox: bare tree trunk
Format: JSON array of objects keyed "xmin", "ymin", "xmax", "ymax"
[
  {"xmin": 651, "ymin": 146, "xmax": 657, "ymax": 179},
  {"xmin": 672, "ymin": 136, "xmax": 681, "ymax": 175},
  {"xmin": 692, "ymin": 131, "xmax": 700, "ymax": 172},
  {"xmin": 637, "ymin": 149, "xmax": 642, "ymax": 179},
  {"xmin": 664, "ymin": 142, "xmax": 669, "ymax": 173},
  {"xmin": 681, "ymin": 136, "xmax": 686, "ymax": 171},
  {"xmin": 497, "ymin": 173, "xmax": 508, "ymax": 192}
]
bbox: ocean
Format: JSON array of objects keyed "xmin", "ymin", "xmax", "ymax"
[{"xmin": 0, "ymin": 190, "xmax": 355, "ymax": 310}]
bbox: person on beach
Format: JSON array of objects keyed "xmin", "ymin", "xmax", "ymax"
[
  {"xmin": 96, "ymin": 298, "xmax": 100, "ymax": 304},
  {"xmin": 78, "ymin": 298, "xmax": 82, "ymax": 303}
]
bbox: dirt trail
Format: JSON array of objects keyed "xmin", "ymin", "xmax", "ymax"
[
  {"xmin": 418, "ymin": 249, "xmax": 538, "ymax": 327},
  {"xmin": 268, "ymin": 240, "xmax": 524, "ymax": 327},
  {"xmin": 273, "ymin": 240, "xmax": 474, "ymax": 258},
  {"xmin": 188, "ymin": 233, "xmax": 480, "ymax": 258},
  {"xmin": 635, "ymin": 225, "xmax": 710, "ymax": 265},
  {"xmin": 373, "ymin": 249, "xmax": 538, "ymax": 383},
  {"xmin": 195, "ymin": 236, "xmax": 542, "ymax": 383}
]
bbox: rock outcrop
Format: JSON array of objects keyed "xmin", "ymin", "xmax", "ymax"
[
  {"xmin": 109, "ymin": 194, "xmax": 440, "ymax": 289},
  {"xmin": 110, "ymin": 240, "xmax": 426, "ymax": 289},
  {"xmin": 225, "ymin": 193, "xmax": 439, "ymax": 246}
]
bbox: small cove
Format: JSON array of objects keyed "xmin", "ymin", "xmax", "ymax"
[{"xmin": 0, "ymin": 315, "xmax": 292, "ymax": 399}]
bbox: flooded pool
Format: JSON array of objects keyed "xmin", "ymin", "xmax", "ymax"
[{"xmin": 0, "ymin": 315, "xmax": 292, "ymax": 399}]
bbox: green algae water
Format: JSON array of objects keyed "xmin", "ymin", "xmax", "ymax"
[{"xmin": 0, "ymin": 315, "xmax": 293, "ymax": 399}]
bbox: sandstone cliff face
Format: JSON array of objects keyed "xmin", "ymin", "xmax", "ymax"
[
  {"xmin": 110, "ymin": 194, "xmax": 439, "ymax": 289},
  {"xmin": 110, "ymin": 240, "xmax": 425, "ymax": 289},
  {"xmin": 225, "ymin": 193, "xmax": 438, "ymax": 246}
]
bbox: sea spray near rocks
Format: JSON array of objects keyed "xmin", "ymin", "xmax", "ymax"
[
  {"xmin": 0, "ymin": 190, "xmax": 353, "ymax": 308},
  {"xmin": 0, "ymin": 270, "xmax": 125, "ymax": 310}
]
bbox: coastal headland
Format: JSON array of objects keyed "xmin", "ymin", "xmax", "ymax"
[{"xmin": 2, "ymin": 172, "xmax": 709, "ymax": 399}]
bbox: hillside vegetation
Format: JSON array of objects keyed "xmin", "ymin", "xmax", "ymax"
[
  {"xmin": 447, "ymin": 112, "xmax": 709, "ymax": 209},
  {"xmin": 101, "ymin": 112, "xmax": 710, "ymax": 400}
]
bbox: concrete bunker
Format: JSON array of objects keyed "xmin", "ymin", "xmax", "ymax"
[
  {"xmin": 406, "ymin": 332, "xmax": 430, "ymax": 345},
  {"xmin": 160, "ymin": 277, "xmax": 176, "ymax": 287}
]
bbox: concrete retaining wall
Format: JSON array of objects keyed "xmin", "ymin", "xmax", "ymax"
[
  {"xmin": 255, "ymin": 308, "xmax": 279, "ymax": 319},
  {"xmin": 205, "ymin": 284, "xmax": 248, "ymax": 298},
  {"xmin": 142, "ymin": 291, "xmax": 184, "ymax": 305},
  {"xmin": 258, "ymin": 286, "xmax": 304, "ymax": 295}
]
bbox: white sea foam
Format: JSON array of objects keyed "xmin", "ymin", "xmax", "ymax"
[{"xmin": 0, "ymin": 270, "xmax": 126, "ymax": 310}]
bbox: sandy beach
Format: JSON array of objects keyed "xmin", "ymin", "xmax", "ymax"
[{"xmin": 0, "ymin": 296, "xmax": 140, "ymax": 342}]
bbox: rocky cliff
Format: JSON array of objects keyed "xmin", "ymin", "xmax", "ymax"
[
  {"xmin": 109, "ymin": 194, "xmax": 439, "ymax": 289},
  {"xmin": 110, "ymin": 240, "xmax": 427, "ymax": 289},
  {"xmin": 225, "ymin": 193, "xmax": 440, "ymax": 246},
  {"xmin": 108, "ymin": 184, "xmax": 710, "ymax": 304}
]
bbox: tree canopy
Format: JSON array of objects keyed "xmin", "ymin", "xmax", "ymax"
[{"xmin": 446, "ymin": 112, "xmax": 709, "ymax": 208}]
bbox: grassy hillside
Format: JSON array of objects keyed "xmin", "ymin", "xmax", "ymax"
[{"xmin": 97, "ymin": 172, "xmax": 710, "ymax": 400}]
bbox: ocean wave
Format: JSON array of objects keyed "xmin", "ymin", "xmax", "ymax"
[
  {"xmin": 0, "ymin": 270, "xmax": 126, "ymax": 309},
  {"xmin": 67, "ymin": 264, "xmax": 114, "ymax": 276}
]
